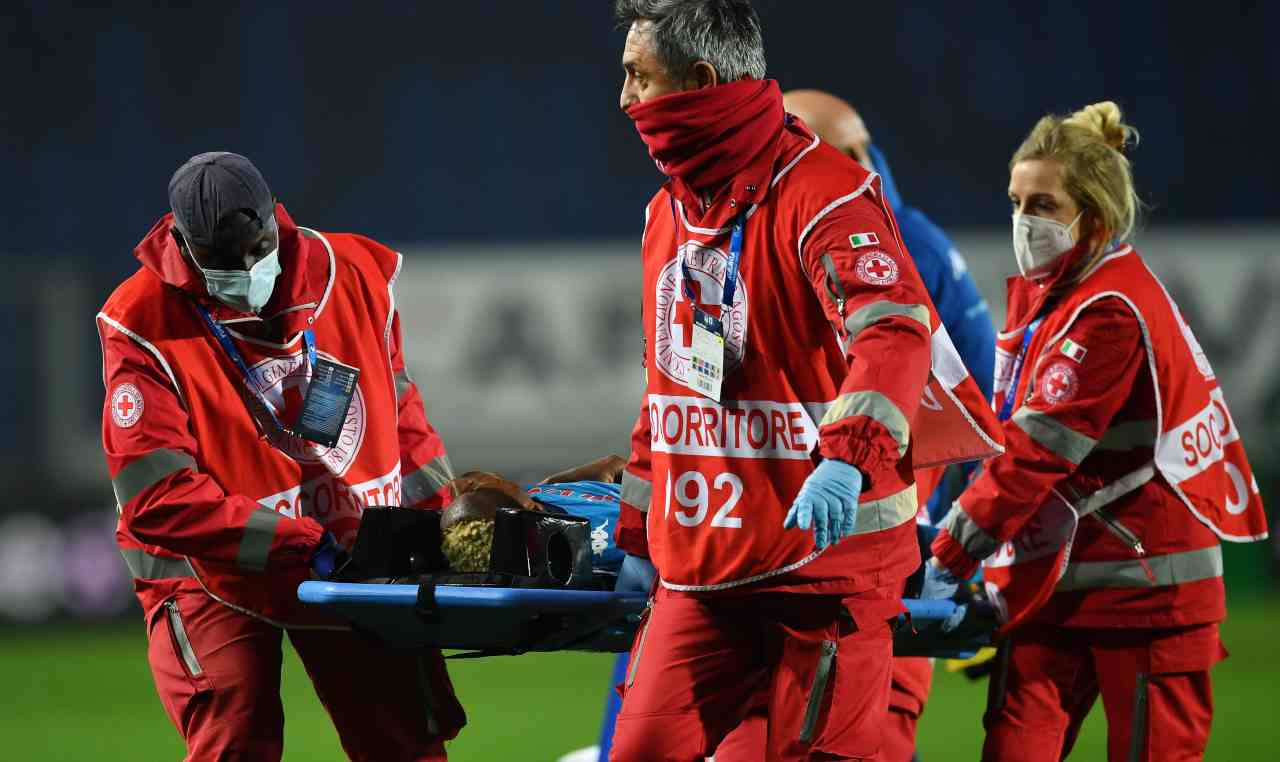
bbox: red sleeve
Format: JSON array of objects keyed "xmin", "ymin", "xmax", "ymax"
[
  {"xmin": 931, "ymin": 299, "xmax": 1146, "ymax": 578},
  {"xmin": 616, "ymin": 402, "xmax": 653, "ymax": 558},
  {"xmin": 801, "ymin": 195, "xmax": 933, "ymax": 488},
  {"xmin": 98, "ymin": 318, "xmax": 323, "ymax": 570},
  {"xmin": 388, "ymin": 308, "xmax": 454, "ymax": 510}
]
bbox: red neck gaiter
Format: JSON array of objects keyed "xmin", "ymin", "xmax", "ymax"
[
  {"xmin": 628, "ymin": 79, "xmax": 785, "ymax": 192},
  {"xmin": 1004, "ymin": 239, "xmax": 1093, "ymax": 329}
]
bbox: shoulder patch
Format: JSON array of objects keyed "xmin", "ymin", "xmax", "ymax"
[
  {"xmin": 854, "ymin": 250, "xmax": 899, "ymax": 286},
  {"xmin": 1039, "ymin": 363, "xmax": 1079, "ymax": 405},
  {"xmin": 848, "ymin": 232, "xmax": 880, "ymax": 249},
  {"xmin": 111, "ymin": 383, "xmax": 144, "ymax": 428},
  {"xmin": 1060, "ymin": 338, "xmax": 1088, "ymax": 364}
]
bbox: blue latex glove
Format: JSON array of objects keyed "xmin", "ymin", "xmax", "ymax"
[
  {"xmin": 920, "ymin": 558, "xmax": 961, "ymax": 601},
  {"xmin": 309, "ymin": 531, "xmax": 346, "ymax": 579},
  {"xmin": 783, "ymin": 459, "xmax": 863, "ymax": 550},
  {"xmin": 615, "ymin": 554, "xmax": 657, "ymax": 594}
]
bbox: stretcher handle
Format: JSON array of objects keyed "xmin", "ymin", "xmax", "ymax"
[{"xmin": 901, "ymin": 598, "xmax": 962, "ymax": 624}]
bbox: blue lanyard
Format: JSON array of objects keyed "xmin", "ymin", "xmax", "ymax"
[
  {"xmin": 997, "ymin": 317, "xmax": 1041, "ymax": 421},
  {"xmin": 672, "ymin": 199, "xmax": 747, "ymax": 320},
  {"xmin": 194, "ymin": 303, "xmax": 316, "ymax": 433}
]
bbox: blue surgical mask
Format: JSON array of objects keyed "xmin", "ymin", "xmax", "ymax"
[{"xmin": 195, "ymin": 247, "xmax": 282, "ymax": 314}]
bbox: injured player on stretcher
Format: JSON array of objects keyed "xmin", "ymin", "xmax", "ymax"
[{"xmin": 438, "ymin": 467, "xmax": 627, "ymax": 581}]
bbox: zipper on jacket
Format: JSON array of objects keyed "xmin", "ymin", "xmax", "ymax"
[
  {"xmin": 820, "ymin": 254, "xmax": 848, "ymax": 317},
  {"xmin": 1128, "ymin": 673, "xmax": 1149, "ymax": 761},
  {"xmin": 799, "ymin": 640, "xmax": 838, "ymax": 743},
  {"xmin": 1091, "ymin": 509, "xmax": 1158, "ymax": 583},
  {"xmin": 164, "ymin": 600, "xmax": 204, "ymax": 678},
  {"xmin": 1091, "ymin": 509, "xmax": 1146, "ymax": 556},
  {"xmin": 625, "ymin": 598, "xmax": 655, "ymax": 689}
]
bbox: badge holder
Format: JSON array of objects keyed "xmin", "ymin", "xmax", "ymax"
[
  {"xmin": 689, "ymin": 309, "xmax": 726, "ymax": 401},
  {"xmin": 293, "ymin": 358, "xmax": 361, "ymax": 448},
  {"xmin": 193, "ymin": 303, "xmax": 361, "ymax": 450},
  {"xmin": 678, "ymin": 209, "xmax": 746, "ymax": 403}
]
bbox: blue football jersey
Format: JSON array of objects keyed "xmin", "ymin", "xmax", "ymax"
[{"xmin": 526, "ymin": 481, "xmax": 624, "ymax": 573}]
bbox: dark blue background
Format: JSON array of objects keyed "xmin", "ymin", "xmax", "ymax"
[
  {"xmin": 2, "ymin": 0, "xmax": 1277, "ymax": 487},
  {"xmin": 6, "ymin": 0, "xmax": 1277, "ymax": 266}
]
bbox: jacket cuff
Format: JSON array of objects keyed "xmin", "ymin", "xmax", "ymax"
[
  {"xmin": 270, "ymin": 515, "xmax": 327, "ymax": 568},
  {"xmin": 930, "ymin": 529, "xmax": 981, "ymax": 580},
  {"xmin": 817, "ymin": 431, "xmax": 896, "ymax": 490}
]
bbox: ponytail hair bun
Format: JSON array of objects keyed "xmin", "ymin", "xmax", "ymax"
[
  {"xmin": 1011, "ymin": 101, "xmax": 1145, "ymax": 277},
  {"xmin": 1063, "ymin": 100, "xmax": 1138, "ymax": 153}
]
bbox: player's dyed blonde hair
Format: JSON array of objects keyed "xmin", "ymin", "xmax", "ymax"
[
  {"xmin": 1011, "ymin": 101, "xmax": 1142, "ymax": 282},
  {"xmin": 441, "ymin": 519, "xmax": 495, "ymax": 573}
]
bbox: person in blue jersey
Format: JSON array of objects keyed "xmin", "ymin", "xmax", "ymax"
[
  {"xmin": 719, "ymin": 90, "xmax": 1000, "ymax": 762},
  {"xmin": 439, "ymin": 466, "xmax": 627, "ymax": 578},
  {"xmin": 783, "ymin": 89, "xmax": 997, "ymax": 523},
  {"xmin": 785, "ymin": 91, "xmax": 995, "ymax": 405},
  {"xmin": 526, "ymin": 481, "xmax": 627, "ymax": 575}
]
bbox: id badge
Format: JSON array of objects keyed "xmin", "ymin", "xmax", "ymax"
[
  {"xmin": 689, "ymin": 308, "xmax": 726, "ymax": 402},
  {"xmin": 294, "ymin": 358, "xmax": 361, "ymax": 448}
]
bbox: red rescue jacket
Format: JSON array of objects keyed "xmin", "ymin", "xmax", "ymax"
[
  {"xmin": 98, "ymin": 204, "xmax": 453, "ymax": 627},
  {"xmin": 617, "ymin": 117, "xmax": 1003, "ymax": 596},
  {"xmin": 933, "ymin": 245, "xmax": 1267, "ymax": 628}
]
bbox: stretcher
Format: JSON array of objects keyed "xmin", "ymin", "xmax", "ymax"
[{"xmin": 297, "ymin": 581, "xmax": 992, "ymax": 659}]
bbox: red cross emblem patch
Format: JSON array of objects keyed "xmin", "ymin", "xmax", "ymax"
[
  {"xmin": 111, "ymin": 383, "xmax": 144, "ymax": 428},
  {"xmin": 1040, "ymin": 363, "xmax": 1079, "ymax": 405},
  {"xmin": 854, "ymin": 250, "xmax": 899, "ymax": 286}
]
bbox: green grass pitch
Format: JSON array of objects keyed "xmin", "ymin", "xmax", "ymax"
[{"xmin": 1, "ymin": 594, "xmax": 1274, "ymax": 760}]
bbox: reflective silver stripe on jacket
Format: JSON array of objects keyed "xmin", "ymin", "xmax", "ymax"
[
  {"xmin": 394, "ymin": 368, "xmax": 414, "ymax": 404},
  {"xmin": 1055, "ymin": 545, "xmax": 1223, "ymax": 592},
  {"xmin": 843, "ymin": 301, "xmax": 930, "ymax": 345},
  {"xmin": 1072, "ymin": 463, "xmax": 1157, "ymax": 518},
  {"xmin": 237, "ymin": 509, "xmax": 282, "ymax": 572},
  {"xmin": 1096, "ymin": 419, "xmax": 1157, "ymax": 451},
  {"xmin": 938, "ymin": 502, "xmax": 1001, "ymax": 559},
  {"xmin": 112, "ymin": 448, "xmax": 197, "ymax": 508},
  {"xmin": 820, "ymin": 391, "xmax": 910, "ymax": 456},
  {"xmin": 852, "ymin": 483, "xmax": 918, "ymax": 535},
  {"xmin": 1012, "ymin": 409, "xmax": 1097, "ymax": 465},
  {"xmin": 120, "ymin": 549, "xmax": 195, "ymax": 579},
  {"xmin": 662, "ymin": 483, "xmax": 916, "ymax": 593},
  {"xmin": 621, "ymin": 472, "xmax": 653, "ymax": 514},
  {"xmin": 402, "ymin": 455, "xmax": 456, "ymax": 506}
]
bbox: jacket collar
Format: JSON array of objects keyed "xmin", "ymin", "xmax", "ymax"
[
  {"xmin": 1002, "ymin": 242, "xmax": 1134, "ymax": 332},
  {"xmin": 669, "ymin": 115, "xmax": 817, "ymax": 230},
  {"xmin": 133, "ymin": 203, "xmax": 329, "ymax": 333}
]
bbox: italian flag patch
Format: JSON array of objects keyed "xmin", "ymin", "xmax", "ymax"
[
  {"xmin": 848, "ymin": 232, "xmax": 880, "ymax": 249},
  {"xmin": 1060, "ymin": 338, "xmax": 1088, "ymax": 363}
]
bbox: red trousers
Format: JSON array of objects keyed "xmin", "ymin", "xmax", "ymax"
[
  {"xmin": 982, "ymin": 622, "xmax": 1225, "ymax": 762},
  {"xmin": 610, "ymin": 584, "xmax": 903, "ymax": 762},
  {"xmin": 714, "ymin": 658, "xmax": 931, "ymax": 762},
  {"xmin": 146, "ymin": 586, "xmax": 464, "ymax": 761}
]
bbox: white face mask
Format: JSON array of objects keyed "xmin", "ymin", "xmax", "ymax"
[
  {"xmin": 195, "ymin": 247, "xmax": 282, "ymax": 314},
  {"xmin": 1011, "ymin": 211, "xmax": 1082, "ymax": 278}
]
